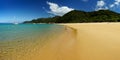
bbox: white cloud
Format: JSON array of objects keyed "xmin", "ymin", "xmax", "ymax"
[
  {"xmin": 97, "ymin": 0, "xmax": 105, "ymax": 7},
  {"xmin": 110, "ymin": 0, "xmax": 120, "ymax": 8},
  {"xmin": 110, "ymin": 4, "xmax": 115, "ymax": 8},
  {"xmin": 95, "ymin": 0, "xmax": 108, "ymax": 11},
  {"xmin": 47, "ymin": 1, "xmax": 74, "ymax": 16}
]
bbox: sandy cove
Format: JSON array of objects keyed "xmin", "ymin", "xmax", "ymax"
[{"xmin": 61, "ymin": 23, "xmax": 120, "ymax": 60}]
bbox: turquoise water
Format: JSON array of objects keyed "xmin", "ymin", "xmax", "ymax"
[
  {"xmin": 0, "ymin": 24, "xmax": 65, "ymax": 41},
  {"xmin": 0, "ymin": 24, "xmax": 67, "ymax": 60},
  {"xmin": 0, "ymin": 23, "xmax": 77, "ymax": 60}
]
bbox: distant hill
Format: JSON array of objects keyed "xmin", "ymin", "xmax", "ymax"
[
  {"xmin": 24, "ymin": 16, "xmax": 61, "ymax": 23},
  {"xmin": 24, "ymin": 10, "xmax": 120, "ymax": 23}
]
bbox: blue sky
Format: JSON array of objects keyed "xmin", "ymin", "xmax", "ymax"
[{"xmin": 0, "ymin": 0, "xmax": 120, "ymax": 23}]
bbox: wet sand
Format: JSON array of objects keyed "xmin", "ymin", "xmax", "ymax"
[
  {"xmin": 33, "ymin": 27, "xmax": 77, "ymax": 60},
  {"xmin": 61, "ymin": 23, "xmax": 120, "ymax": 60}
]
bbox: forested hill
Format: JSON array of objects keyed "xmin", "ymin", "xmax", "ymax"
[{"xmin": 24, "ymin": 10, "xmax": 120, "ymax": 23}]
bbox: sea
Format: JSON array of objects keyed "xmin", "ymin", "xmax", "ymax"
[
  {"xmin": 0, "ymin": 23, "xmax": 68, "ymax": 60},
  {"xmin": 0, "ymin": 23, "xmax": 65, "ymax": 41}
]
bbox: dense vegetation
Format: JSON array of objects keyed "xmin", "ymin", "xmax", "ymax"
[
  {"xmin": 24, "ymin": 10, "xmax": 120, "ymax": 23},
  {"xmin": 24, "ymin": 16, "xmax": 61, "ymax": 23}
]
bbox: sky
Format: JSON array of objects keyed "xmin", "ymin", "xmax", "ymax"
[{"xmin": 0, "ymin": 0, "xmax": 120, "ymax": 23}]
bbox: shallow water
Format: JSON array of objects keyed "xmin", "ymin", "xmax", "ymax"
[
  {"xmin": 0, "ymin": 24, "xmax": 77, "ymax": 60},
  {"xmin": 0, "ymin": 24, "xmax": 65, "ymax": 41}
]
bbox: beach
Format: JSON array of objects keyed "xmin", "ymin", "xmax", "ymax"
[
  {"xmin": 1, "ymin": 23, "xmax": 120, "ymax": 60},
  {"xmin": 61, "ymin": 23, "xmax": 120, "ymax": 60}
]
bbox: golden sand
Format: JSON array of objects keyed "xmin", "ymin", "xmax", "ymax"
[
  {"xmin": 61, "ymin": 23, "xmax": 120, "ymax": 60},
  {"xmin": 24, "ymin": 27, "xmax": 77, "ymax": 60}
]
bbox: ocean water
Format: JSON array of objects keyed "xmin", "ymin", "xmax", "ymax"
[
  {"xmin": 0, "ymin": 23, "xmax": 65, "ymax": 41},
  {"xmin": 0, "ymin": 23, "xmax": 77, "ymax": 60},
  {"xmin": 0, "ymin": 23, "xmax": 69, "ymax": 60}
]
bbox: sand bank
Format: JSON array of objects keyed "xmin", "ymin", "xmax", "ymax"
[{"xmin": 61, "ymin": 23, "xmax": 120, "ymax": 60}]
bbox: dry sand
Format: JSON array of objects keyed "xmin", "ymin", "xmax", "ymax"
[{"xmin": 61, "ymin": 23, "xmax": 120, "ymax": 60}]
